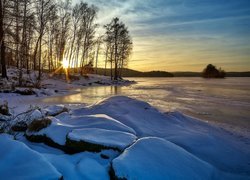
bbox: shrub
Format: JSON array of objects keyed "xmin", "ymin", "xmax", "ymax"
[{"xmin": 0, "ymin": 101, "xmax": 9, "ymax": 115}]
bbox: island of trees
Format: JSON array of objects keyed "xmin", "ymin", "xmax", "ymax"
[{"xmin": 202, "ymin": 64, "xmax": 226, "ymax": 78}]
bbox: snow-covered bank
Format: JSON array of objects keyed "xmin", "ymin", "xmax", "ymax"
[
  {"xmin": 0, "ymin": 67, "xmax": 134, "ymax": 115},
  {"xmin": 0, "ymin": 96, "xmax": 249, "ymax": 179}
]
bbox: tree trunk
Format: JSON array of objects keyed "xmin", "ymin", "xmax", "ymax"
[
  {"xmin": 0, "ymin": 41, "xmax": 7, "ymax": 79},
  {"xmin": 95, "ymin": 42, "xmax": 100, "ymax": 74},
  {"xmin": 104, "ymin": 46, "xmax": 108, "ymax": 76},
  {"xmin": 0, "ymin": 0, "xmax": 7, "ymax": 78}
]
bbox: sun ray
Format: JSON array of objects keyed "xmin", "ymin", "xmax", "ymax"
[{"xmin": 49, "ymin": 59, "xmax": 71, "ymax": 83}]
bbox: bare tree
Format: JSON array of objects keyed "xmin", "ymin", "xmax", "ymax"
[
  {"xmin": 2, "ymin": 1, "xmax": 134, "ymax": 85},
  {"xmin": 34, "ymin": 0, "xmax": 55, "ymax": 80},
  {"xmin": 56, "ymin": 0, "xmax": 71, "ymax": 66},
  {"xmin": 104, "ymin": 17, "xmax": 132, "ymax": 80}
]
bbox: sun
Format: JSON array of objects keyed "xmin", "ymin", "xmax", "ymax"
[{"xmin": 62, "ymin": 59, "xmax": 69, "ymax": 69}]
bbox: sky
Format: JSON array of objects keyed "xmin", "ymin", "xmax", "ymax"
[{"xmin": 75, "ymin": 0, "xmax": 250, "ymax": 72}]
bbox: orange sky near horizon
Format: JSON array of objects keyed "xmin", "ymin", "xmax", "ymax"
[{"xmin": 74, "ymin": 0, "xmax": 250, "ymax": 72}]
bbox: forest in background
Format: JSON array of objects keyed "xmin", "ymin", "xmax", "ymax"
[{"xmin": 0, "ymin": 0, "xmax": 132, "ymax": 85}]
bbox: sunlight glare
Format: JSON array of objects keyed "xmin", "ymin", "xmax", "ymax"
[{"xmin": 62, "ymin": 59, "xmax": 69, "ymax": 69}]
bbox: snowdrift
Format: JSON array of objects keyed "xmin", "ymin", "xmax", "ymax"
[{"xmin": 0, "ymin": 96, "xmax": 249, "ymax": 179}]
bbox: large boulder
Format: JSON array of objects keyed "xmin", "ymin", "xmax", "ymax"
[
  {"xmin": 0, "ymin": 134, "xmax": 62, "ymax": 179},
  {"xmin": 25, "ymin": 115, "xmax": 136, "ymax": 154},
  {"xmin": 66, "ymin": 128, "xmax": 137, "ymax": 152},
  {"xmin": 111, "ymin": 137, "xmax": 219, "ymax": 180}
]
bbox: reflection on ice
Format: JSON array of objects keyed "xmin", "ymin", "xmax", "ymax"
[{"xmin": 42, "ymin": 77, "xmax": 250, "ymax": 134}]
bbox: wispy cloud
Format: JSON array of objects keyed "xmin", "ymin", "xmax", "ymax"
[{"xmin": 74, "ymin": 0, "xmax": 250, "ymax": 71}]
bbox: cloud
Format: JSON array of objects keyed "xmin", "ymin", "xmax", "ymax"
[{"xmin": 73, "ymin": 0, "xmax": 250, "ymax": 71}]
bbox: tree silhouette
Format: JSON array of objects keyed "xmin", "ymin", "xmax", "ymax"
[
  {"xmin": 202, "ymin": 64, "xmax": 225, "ymax": 78},
  {"xmin": 104, "ymin": 17, "xmax": 132, "ymax": 80}
]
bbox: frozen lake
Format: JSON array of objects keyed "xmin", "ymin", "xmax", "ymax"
[{"xmin": 43, "ymin": 77, "xmax": 250, "ymax": 135}]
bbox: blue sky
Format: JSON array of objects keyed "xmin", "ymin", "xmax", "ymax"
[{"xmin": 75, "ymin": 0, "xmax": 250, "ymax": 71}]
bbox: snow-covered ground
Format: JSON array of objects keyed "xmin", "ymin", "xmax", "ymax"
[
  {"xmin": 0, "ymin": 96, "xmax": 249, "ymax": 179},
  {"xmin": 0, "ymin": 69, "xmax": 249, "ymax": 179},
  {"xmin": 0, "ymin": 67, "xmax": 134, "ymax": 115},
  {"xmin": 40, "ymin": 77, "xmax": 250, "ymax": 138}
]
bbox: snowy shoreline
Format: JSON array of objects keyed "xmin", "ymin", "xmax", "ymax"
[
  {"xmin": 0, "ymin": 96, "xmax": 250, "ymax": 179},
  {"xmin": 0, "ymin": 68, "xmax": 136, "ymax": 115},
  {"xmin": 0, "ymin": 73, "xmax": 250, "ymax": 179}
]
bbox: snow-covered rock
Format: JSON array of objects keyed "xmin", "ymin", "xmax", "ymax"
[
  {"xmin": 29, "ymin": 109, "xmax": 43, "ymax": 122},
  {"xmin": 0, "ymin": 134, "xmax": 62, "ymax": 179},
  {"xmin": 72, "ymin": 96, "xmax": 250, "ymax": 176},
  {"xmin": 43, "ymin": 105, "xmax": 68, "ymax": 116},
  {"xmin": 26, "ymin": 114, "xmax": 136, "ymax": 153},
  {"xmin": 77, "ymin": 157, "xmax": 109, "ymax": 180},
  {"xmin": 67, "ymin": 128, "xmax": 137, "ymax": 151},
  {"xmin": 11, "ymin": 121, "xmax": 28, "ymax": 131},
  {"xmin": 112, "ymin": 137, "xmax": 218, "ymax": 180},
  {"xmin": 43, "ymin": 150, "xmax": 115, "ymax": 180},
  {"xmin": 12, "ymin": 109, "xmax": 43, "ymax": 124},
  {"xmin": 1, "ymin": 94, "xmax": 249, "ymax": 179},
  {"xmin": 62, "ymin": 114, "xmax": 136, "ymax": 135}
]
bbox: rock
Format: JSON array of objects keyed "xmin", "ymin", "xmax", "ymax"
[
  {"xmin": 11, "ymin": 121, "xmax": 28, "ymax": 132},
  {"xmin": 25, "ymin": 134, "xmax": 70, "ymax": 153},
  {"xmin": 43, "ymin": 105, "xmax": 68, "ymax": 116},
  {"xmin": 12, "ymin": 109, "xmax": 43, "ymax": 128},
  {"xmin": 29, "ymin": 109, "xmax": 43, "ymax": 123},
  {"xmin": 67, "ymin": 128, "xmax": 137, "ymax": 152},
  {"xmin": 100, "ymin": 154, "xmax": 109, "ymax": 159},
  {"xmin": 66, "ymin": 136, "xmax": 116, "ymax": 153},
  {"xmin": 0, "ymin": 114, "xmax": 11, "ymax": 122},
  {"xmin": 27, "ymin": 118, "xmax": 52, "ymax": 132},
  {"xmin": 111, "ymin": 137, "xmax": 217, "ymax": 180},
  {"xmin": 0, "ymin": 101, "xmax": 10, "ymax": 116},
  {"xmin": 14, "ymin": 88, "xmax": 36, "ymax": 95},
  {"xmin": 0, "ymin": 134, "xmax": 62, "ymax": 179}
]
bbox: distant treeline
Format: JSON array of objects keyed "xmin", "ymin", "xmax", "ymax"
[
  {"xmin": 94, "ymin": 68, "xmax": 174, "ymax": 77},
  {"xmin": 173, "ymin": 71, "xmax": 250, "ymax": 77},
  {"xmin": 93, "ymin": 68, "xmax": 250, "ymax": 77}
]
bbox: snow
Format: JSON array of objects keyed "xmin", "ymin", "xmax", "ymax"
[
  {"xmin": 29, "ymin": 109, "xmax": 43, "ymax": 122},
  {"xmin": 0, "ymin": 67, "xmax": 134, "ymax": 116},
  {"xmin": 13, "ymin": 109, "xmax": 44, "ymax": 125},
  {"xmin": 112, "ymin": 137, "xmax": 218, "ymax": 180},
  {"xmin": 0, "ymin": 134, "xmax": 61, "ymax": 179},
  {"xmin": 20, "ymin": 96, "xmax": 250, "ymax": 179},
  {"xmin": 1, "ymin": 74, "xmax": 250, "ymax": 180},
  {"xmin": 72, "ymin": 96, "xmax": 250, "ymax": 176},
  {"xmin": 68, "ymin": 128, "xmax": 137, "ymax": 150},
  {"xmin": 27, "ymin": 114, "xmax": 136, "ymax": 146},
  {"xmin": 44, "ymin": 151, "xmax": 113, "ymax": 180},
  {"xmin": 43, "ymin": 104, "xmax": 67, "ymax": 116},
  {"xmin": 77, "ymin": 157, "xmax": 109, "ymax": 179}
]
